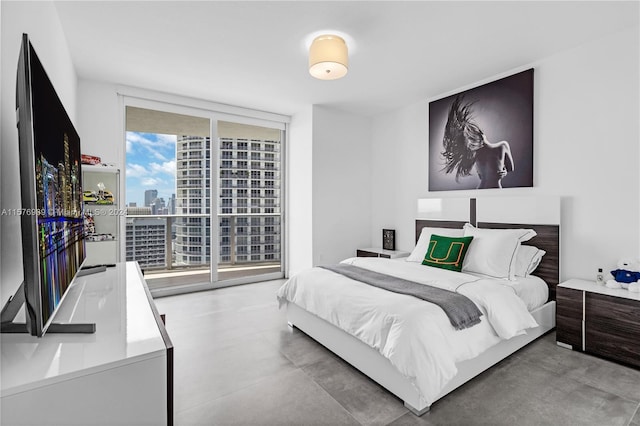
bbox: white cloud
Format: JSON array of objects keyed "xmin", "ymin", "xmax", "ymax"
[
  {"xmin": 155, "ymin": 134, "xmax": 178, "ymax": 146},
  {"xmin": 141, "ymin": 177, "xmax": 162, "ymax": 186},
  {"xmin": 149, "ymin": 160, "xmax": 176, "ymax": 175},
  {"xmin": 126, "ymin": 132, "xmax": 176, "ymax": 154},
  {"xmin": 126, "ymin": 163, "xmax": 148, "ymax": 177},
  {"xmin": 152, "ymin": 151, "xmax": 168, "ymax": 161}
]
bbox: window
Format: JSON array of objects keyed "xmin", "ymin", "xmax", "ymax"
[{"xmin": 127, "ymin": 115, "xmax": 285, "ymax": 288}]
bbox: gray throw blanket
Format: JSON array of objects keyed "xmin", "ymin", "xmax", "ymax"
[{"xmin": 320, "ymin": 264, "xmax": 482, "ymax": 330}]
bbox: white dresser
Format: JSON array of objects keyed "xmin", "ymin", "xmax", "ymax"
[{"xmin": 1, "ymin": 262, "xmax": 173, "ymax": 425}]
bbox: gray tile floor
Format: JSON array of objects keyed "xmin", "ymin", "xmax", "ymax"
[{"xmin": 154, "ymin": 280, "xmax": 640, "ymax": 426}]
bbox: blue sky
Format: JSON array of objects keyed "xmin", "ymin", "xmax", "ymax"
[{"xmin": 125, "ymin": 132, "xmax": 176, "ymax": 207}]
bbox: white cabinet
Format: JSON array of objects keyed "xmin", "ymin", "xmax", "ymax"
[
  {"xmin": 1, "ymin": 262, "xmax": 173, "ymax": 425},
  {"xmin": 82, "ymin": 165, "xmax": 121, "ymax": 264}
]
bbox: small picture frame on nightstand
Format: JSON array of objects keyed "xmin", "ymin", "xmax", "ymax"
[{"xmin": 382, "ymin": 229, "xmax": 395, "ymax": 251}]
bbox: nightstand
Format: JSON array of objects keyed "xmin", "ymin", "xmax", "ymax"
[
  {"xmin": 556, "ymin": 278, "xmax": 640, "ymax": 369},
  {"xmin": 356, "ymin": 247, "xmax": 409, "ymax": 259}
]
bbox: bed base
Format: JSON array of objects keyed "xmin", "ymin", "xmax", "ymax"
[{"xmin": 286, "ymin": 300, "xmax": 556, "ymax": 416}]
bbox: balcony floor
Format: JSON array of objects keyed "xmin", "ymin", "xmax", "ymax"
[{"xmin": 144, "ymin": 264, "xmax": 281, "ymax": 290}]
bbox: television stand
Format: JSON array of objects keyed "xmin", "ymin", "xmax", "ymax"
[
  {"xmin": 0, "ymin": 281, "xmax": 96, "ymax": 334},
  {"xmin": 1, "ymin": 262, "xmax": 173, "ymax": 425}
]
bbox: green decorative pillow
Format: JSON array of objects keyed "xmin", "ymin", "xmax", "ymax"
[{"xmin": 422, "ymin": 234, "xmax": 474, "ymax": 272}]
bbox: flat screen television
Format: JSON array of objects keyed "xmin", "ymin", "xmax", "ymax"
[{"xmin": 14, "ymin": 34, "xmax": 87, "ymax": 337}]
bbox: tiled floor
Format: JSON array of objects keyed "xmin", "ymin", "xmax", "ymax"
[{"xmin": 155, "ymin": 280, "xmax": 640, "ymax": 426}]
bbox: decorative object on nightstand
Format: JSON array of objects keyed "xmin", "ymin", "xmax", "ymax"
[
  {"xmin": 382, "ymin": 229, "xmax": 395, "ymax": 250},
  {"xmin": 556, "ymin": 278, "xmax": 640, "ymax": 369},
  {"xmin": 608, "ymin": 258, "xmax": 640, "ymax": 289},
  {"xmin": 356, "ymin": 247, "xmax": 409, "ymax": 259}
]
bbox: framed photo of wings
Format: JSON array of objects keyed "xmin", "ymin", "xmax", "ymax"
[{"xmin": 428, "ymin": 69, "xmax": 534, "ymax": 191}]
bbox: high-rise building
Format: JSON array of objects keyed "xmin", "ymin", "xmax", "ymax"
[
  {"xmin": 174, "ymin": 133, "xmax": 281, "ymax": 266},
  {"xmin": 125, "ymin": 216, "xmax": 166, "ymax": 267},
  {"xmin": 144, "ymin": 189, "xmax": 158, "ymax": 207},
  {"xmin": 219, "ymin": 136, "xmax": 281, "ymax": 265},
  {"xmin": 127, "ymin": 206, "xmax": 152, "ymax": 215},
  {"xmin": 150, "ymin": 197, "xmax": 166, "ymax": 215},
  {"xmin": 167, "ymin": 193, "xmax": 176, "ymax": 215},
  {"xmin": 175, "ymin": 136, "xmax": 210, "ymax": 265}
]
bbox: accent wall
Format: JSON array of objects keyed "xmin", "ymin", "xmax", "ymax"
[{"xmin": 370, "ymin": 25, "xmax": 639, "ymax": 281}]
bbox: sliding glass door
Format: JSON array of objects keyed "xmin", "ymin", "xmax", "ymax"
[
  {"xmin": 216, "ymin": 121, "xmax": 283, "ymax": 282},
  {"xmin": 123, "ymin": 101, "xmax": 285, "ymax": 294}
]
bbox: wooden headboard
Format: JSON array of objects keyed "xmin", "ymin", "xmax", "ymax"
[{"xmin": 415, "ymin": 219, "xmax": 560, "ymax": 301}]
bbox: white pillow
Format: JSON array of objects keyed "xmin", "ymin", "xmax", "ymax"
[
  {"xmin": 514, "ymin": 245, "xmax": 546, "ymax": 277},
  {"xmin": 406, "ymin": 226, "xmax": 464, "ymax": 263},
  {"xmin": 462, "ymin": 223, "xmax": 536, "ymax": 280}
]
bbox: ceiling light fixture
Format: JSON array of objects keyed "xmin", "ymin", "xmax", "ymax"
[{"xmin": 308, "ymin": 34, "xmax": 348, "ymax": 80}]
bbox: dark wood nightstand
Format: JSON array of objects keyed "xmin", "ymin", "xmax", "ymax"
[
  {"xmin": 556, "ymin": 279, "xmax": 640, "ymax": 369},
  {"xmin": 356, "ymin": 247, "xmax": 409, "ymax": 259}
]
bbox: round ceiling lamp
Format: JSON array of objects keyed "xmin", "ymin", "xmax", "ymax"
[{"xmin": 308, "ymin": 34, "xmax": 348, "ymax": 80}]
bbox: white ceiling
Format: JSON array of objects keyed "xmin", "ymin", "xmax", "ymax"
[{"xmin": 54, "ymin": 1, "xmax": 638, "ymax": 117}]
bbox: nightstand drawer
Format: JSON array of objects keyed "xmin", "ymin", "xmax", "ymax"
[
  {"xmin": 585, "ymin": 293, "xmax": 640, "ymax": 334},
  {"xmin": 356, "ymin": 250, "xmax": 379, "ymax": 258},
  {"xmin": 556, "ymin": 287, "xmax": 583, "ymax": 320},
  {"xmin": 356, "ymin": 248, "xmax": 410, "ymax": 259},
  {"xmin": 585, "ymin": 323, "xmax": 640, "ymax": 368}
]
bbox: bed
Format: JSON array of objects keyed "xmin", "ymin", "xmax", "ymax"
[{"xmin": 277, "ymin": 197, "xmax": 559, "ymax": 415}]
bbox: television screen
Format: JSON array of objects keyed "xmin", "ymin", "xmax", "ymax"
[{"xmin": 16, "ymin": 34, "xmax": 86, "ymax": 336}]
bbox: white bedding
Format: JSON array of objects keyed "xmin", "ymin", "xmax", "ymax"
[
  {"xmin": 465, "ymin": 271, "xmax": 549, "ymax": 311},
  {"xmin": 276, "ymin": 257, "xmax": 540, "ymax": 405}
]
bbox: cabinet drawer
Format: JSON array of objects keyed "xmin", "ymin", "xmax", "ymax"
[
  {"xmin": 585, "ymin": 293, "xmax": 640, "ymax": 334},
  {"xmin": 585, "ymin": 323, "xmax": 640, "ymax": 369},
  {"xmin": 556, "ymin": 316, "xmax": 582, "ymax": 350},
  {"xmin": 556, "ymin": 287, "xmax": 583, "ymax": 320},
  {"xmin": 356, "ymin": 250, "xmax": 379, "ymax": 258}
]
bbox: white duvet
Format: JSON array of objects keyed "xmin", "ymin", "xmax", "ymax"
[{"xmin": 276, "ymin": 257, "xmax": 539, "ymax": 405}]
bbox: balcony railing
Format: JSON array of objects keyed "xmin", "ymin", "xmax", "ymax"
[{"xmin": 126, "ymin": 213, "xmax": 281, "ymax": 272}]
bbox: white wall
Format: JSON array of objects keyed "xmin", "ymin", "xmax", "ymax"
[
  {"xmin": 370, "ymin": 26, "xmax": 640, "ymax": 281},
  {"xmin": 77, "ymin": 80, "xmax": 122, "ymax": 166},
  {"xmin": 287, "ymin": 106, "xmax": 313, "ymax": 276},
  {"xmin": 312, "ymin": 105, "xmax": 372, "ymax": 266},
  {"xmin": 0, "ymin": 1, "xmax": 78, "ymax": 302}
]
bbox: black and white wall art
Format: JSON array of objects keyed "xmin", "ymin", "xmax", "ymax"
[{"xmin": 428, "ymin": 69, "xmax": 534, "ymax": 191}]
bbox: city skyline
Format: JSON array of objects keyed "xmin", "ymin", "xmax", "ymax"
[
  {"xmin": 126, "ymin": 133, "xmax": 282, "ymax": 268},
  {"xmin": 125, "ymin": 131, "xmax": 177, "ymax": 207}
]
